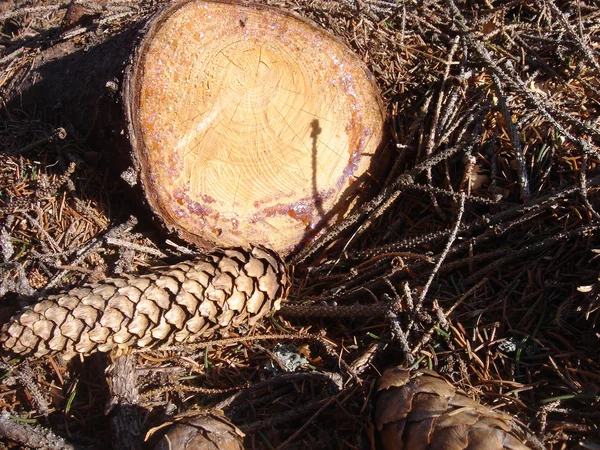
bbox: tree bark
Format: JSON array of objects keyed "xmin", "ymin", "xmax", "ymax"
[{"xmin": 106, "ymin": 354, "xmax": 144, "ymax": 450}]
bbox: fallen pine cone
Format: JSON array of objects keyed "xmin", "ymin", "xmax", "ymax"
[
  {"xmin": 0, "ymin": 245, "xmax": 289, "ymax": 360},
  {"xmin": 150, "ymin": 411, "xmax": 244, "ymax": 450},
  {"xmin": 373, "ymin": 367, "xmax": 532, "ymax": 450}
]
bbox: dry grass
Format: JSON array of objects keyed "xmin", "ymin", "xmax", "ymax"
[{"xmin": 1, "ymin": 0, "xmax": 599, "ymax": 449}]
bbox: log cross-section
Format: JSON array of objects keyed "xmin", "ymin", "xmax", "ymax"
[{"xmin": 125, "ymin": 0, "xmax": 385, "ymax": 254}]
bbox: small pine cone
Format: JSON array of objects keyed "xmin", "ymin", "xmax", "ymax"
[
  {"xmin": 152, "ymin": 411, "xmax": 244, "ymax": 450},
  {"xmin": 374, "ymin": 367, "xmax": 532, "ymax": 450},
  {"xmin": 0, "ymin": 246, "xmax": 289, "ymax": 360}
]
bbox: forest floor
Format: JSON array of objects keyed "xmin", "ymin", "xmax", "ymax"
[{"xmin": 0, "ymin": 0, "xmax": 599, "ymax": 449}]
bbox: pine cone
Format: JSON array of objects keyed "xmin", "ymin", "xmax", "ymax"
[
  {"xmin": 152, "ymin": 411, "xmax": 244, "ymax": 450},
  {"xmin": 0, "ymin": 246, "xmax": 289, "ymax": 360},
  {"xmin": 373, "ymin": 367, "xmax": 532, "ymax": 450}
]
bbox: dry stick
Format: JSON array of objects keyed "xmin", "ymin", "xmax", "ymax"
[
  {"xmin": 511, "ymin": 422, "xmax": 547, "ymax": 450},
  {"xmin": 156, "ymin": 333, "xmax": 308, "ymax": 353},
  {"xmin": 239, "ymin": 396, "xmax": 331, "ymax": 434},
  {"xmin": 408, "ymin": 182, "xmax": 501, "ymax": 205},
  {"xmin": 275, "ymin": 387, "xmax": 349, "ymax": 450},
  {"xmin": 578, "ymin": 154, "xmax": 600, "ymax": 221},
  {"xmin": 407, "ymin": 192, "xmax": 466, "ymax": 337},
  {"xmin": 326, "ymin": 207, "xmax": 542, "ymax": 304},
  {"xmin": 438, "ymin": 208, "xmax": 548, "ymax": 269},
  {"xmin": 0, "ymin": 47, "xmax": 26, "ymax": 66},
  {"xmin": 464, "ymin": 224, "xmax": 600, "ymax": 285},
  {"xmin": 316, "ymin": 186, "xmax": 492, "ymax": 299},
  {"xmin": 411, "ymin": 278, "xmax": 488, "ymax": 357},
  {"xmin": 215, "ymin": 371, "xmax": 343, "ymax": 412},
  {"xmin": 402, "ymin": 201, "xmax": 569, "ymax": 282},
  {"xmin": 317, "ymin": 252, "xmax": 433, "ymax": 298},
  {"xmin": 105, "ymin": 238, "xmax": 168, "ymax": 258},
  {"xmin": 348, "ymin": 341, "xmax": 386, "ymax": 376},
  {"xmin": 545, "ymin": 0, "xmax": 600, "ymax": 74},
  {"xmin": 371, "ymin": 135, "xmax": 487, "ymax": 223},
  {"xmin": 409, "ymin": 8, "xmax": 444, "ymax": 35},
  {"xmin": 5, "ymin": 128, "xmax": 68, "ymax": 157},
  {"xmin": 0, "ymin": 361, "xmax": 49, "ymax": 416},
  {"xmin": 278, "ymin": 302, "xmax": 390, "ymax": 318},
  {"xmin": 23, "ymin": 212, "xmax": 63, "ymax": 255},
  {"xmin": 492, "ymin": 73, "xmax": 530, "ymax": 201},
  {"xmin": 509, "ymin": 33, "xmax": 581, "ymax": 99},
  {"xmin": 143, "ymin": 383, "xmax": 243, "ymax": 400},
  {"xmin": 44, "ymin": 216, "xmax": 137, "ymax": 290},
  {"xmin": 0, "ymin": 412, "xmax": 77, "ymax": 450},
  {"xmin": 437, "ymin": 87, "xmax": 461, "ymax": 139},
  {"xmin": 383, "ymin": 281, "xmax": 414, "ymax": 365},
  {"xmin": 352, "ymin": 173, "xmax": 600, "ymax": 261},
  {"xmin": 0, "ymin": 4, "xmax": 67, "ymax": 20},
  {"xmin": 106, "ymin": 354, "xmax": 144, "ymax": 450},
  {"xmin": 359, "ymin": 0, "xmax": 402, "ymax": 17},
  {"xmin": 423, "ymin": 37, "xmax": 460, "ymax": 216},
  {"xmin": 156, "ymin": 332, "xmax": 357, "ymax": 379},
  {"xmin": 399, "ymin": 0, "xmax": 406, "ymax": 44},
  {"xmin": 448, "ymin": 0, "xmax": 600, "ymax": 154},
  {"xmin": 293, "ymin": 137, "xmax": 475, "ymax": 265}
]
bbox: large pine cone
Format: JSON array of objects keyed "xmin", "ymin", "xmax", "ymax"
[
  {"xmin": 152, "ymin": 411, "xmax": 244, "ymax": 450},
  {"xmin": 0, "ymin": 246, "xmax": 289, "ymax": 360},
  {"xmin": 374, "ymin": 367, "xmax": 532, "ymax": 450}
]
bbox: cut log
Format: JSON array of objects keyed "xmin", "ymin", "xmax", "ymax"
[{"xmin": 124, "ymin": 0, "xmax": 385, "ymax": 254}]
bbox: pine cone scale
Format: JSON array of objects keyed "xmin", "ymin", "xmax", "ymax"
[
  {"xmin": 151, "ymin": 411, "xmax": 244, "ymax": 450},
  {"xmin": 1, "ymin": 245, "xmax": 289, "ymax": 359},
  {"xmin": 374, "ymin": 368, "xmax": 532, "ymax": 450}
]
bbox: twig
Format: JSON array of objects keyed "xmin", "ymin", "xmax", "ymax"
[
  {"xmin": 293, "ymin": 138, "xmax": 477, "ymax": 265},
  {"xmin": 275, "ymin": 387, "xmax": 350, "ymax": 449},
  {"xmin": 422, "ymin": 37, "xmax": 460, "ymax": 216},
  {"xmin": 492, "ymin": 73, "xmax": 530, "ymax": 201},
  {"xmin": 45, "ymin": 216, "xmax": 137, "ymax": 290},
  {"xmin": 0, "ymin": 412, "xmax": 77, "ymax": 450},
  {"xmin": 5, "ymin": 128, "xmax": 67, "ymax": 157},
  {"xmin": 348, "ymin": 342, "xmax": 385, "ymax": 376},
  {"xmin": 387, "ymin": 307, "xmax": 414, "ymax": 365},
  {"xmin": 156, "ymin": 332, "xmax": 355, "ymax": 378},
  {"xmin": 464, "ymin": 224, "xmax": 600, "ymax": 284},
  {"xmin": 411, "ymin": 278, "xmax": 488, "ymax": 356},
  {"xmin": 23, "ymin": 212, "xmax": 63, "ymax": 255},
  {"xmin": 448, "ymin": 0, "xmax": 600, "ymax": 156},
  {"xmin": 578, "ymin": 154, "xmax": 600, "ymax": 221},
  {"xmin": 351, "ymin": 173, "xmax": 600, "ymax": 261},
  {"xmin": 408, "ymin": 192, "xmax": 466, "ymax": 335},
  {"xmin": 142, "ymin": 383, "xmax": 242, "ymax": 400},
  {"xmin": 278, "ymin": 302, "xmax": 391, "ymax": 318},
  {"xmin": 216, "ymin": 371, "xmax": 343, "ymax": 412},
  {"xmin": 105, "ymin": 238, "xmax": 167, "ymax": 258},
  {"xmin": 0, "ymin": 361, "xmax": 49, "ymax": 416},
  {"xmin": 381, "ymin": 280, "xmax": 414, "ymax": 364},
  {"xmin": 545, "ymin": 0, "xmax": 600, "ymax": 74},
  {"xmin": 239, "ymin": 396, "xmax": 331, "ymax": 434},
  {"xmin": 0, "ymin": 4, "xmax": 67, "ymax": 20},
  {"xmin": 155, "ymin": 333, "xmax": 310, "ymax": 353}
]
